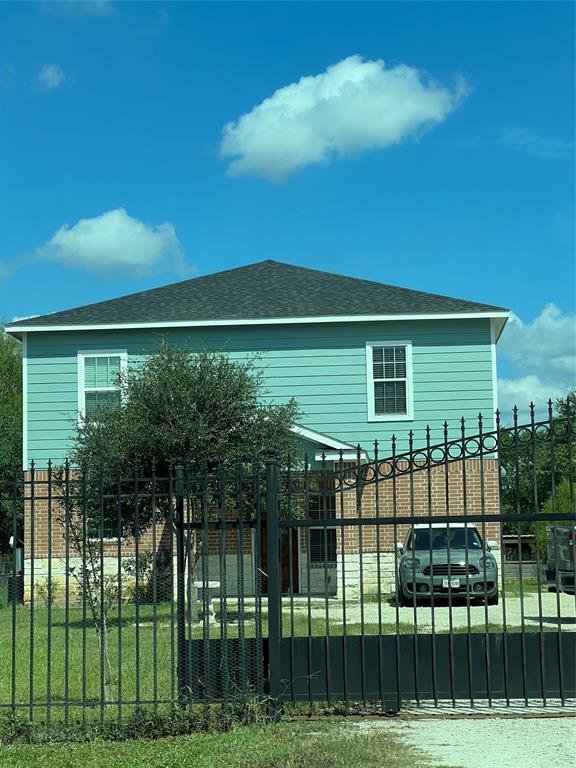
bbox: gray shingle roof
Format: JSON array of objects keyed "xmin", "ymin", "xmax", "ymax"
[{"xmin": 8, "ymin": 260, "xmax": 508, "ymax": 328}]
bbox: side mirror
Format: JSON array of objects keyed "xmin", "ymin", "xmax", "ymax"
[
  {"xmin": 487, "ymin": 540, "xmax": 498, "ymax": 550},
  {"xmin": 395, "ymin": 542, "xmax": 404, "ymax": 552}
]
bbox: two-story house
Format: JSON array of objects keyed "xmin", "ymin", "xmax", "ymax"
[{"xmin": 6, "ymin": 260, "xmax": 509, "ymax": 596}]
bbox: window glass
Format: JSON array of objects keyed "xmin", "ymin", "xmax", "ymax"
[
  {"xmin": 82, "ymin": 354, "xmax": 123, "ymax": 419},
  {"xmin": 374, "ymin": 381, "xmax": 407, "ymax": 415},
  {"xmin": 370, "ymin": 344, "xmax": 409, "ymax": 416},
  {"xmin": 84, "ymin": 356, "xmax": 121, "ymax": 388},
  {"xmin": 308, "ymin": 492, "xmax": 336, "ymax": 520},
  {"xmin": 310, "ymin": 528, "xmax": 337, "ymax": 563},
  {"xmin": 412, "ymin": 528, "xmax": 483, "ymax": 550},
  {"xmin": 84, "ymin": 390, "xmax": 121, "ymax": 418}
]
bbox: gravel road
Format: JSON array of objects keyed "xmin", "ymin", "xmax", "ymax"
[
  {"xmin": 302, "ymin": 591, "xmax": 576, "ymax": 631},
  {"xmin": 355, "ymin": 716, "xmax": 576, "ymax": 768}
]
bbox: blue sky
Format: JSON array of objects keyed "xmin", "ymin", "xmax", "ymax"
[{"xmin": 0, "ymin": 0, "xmax": 574, "ymax": 416}]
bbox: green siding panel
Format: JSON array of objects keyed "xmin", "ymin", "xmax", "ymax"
[{"xmin": 26, "ymin": 319, "xmax": 496, "ymax": 466}]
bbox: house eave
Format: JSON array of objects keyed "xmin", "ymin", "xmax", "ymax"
[{"xmin": 5, "ymin": 311, "xmax": 511, "ymax": 337}]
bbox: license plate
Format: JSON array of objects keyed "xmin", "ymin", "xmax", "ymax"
[{"xmin": 442, "ymin": 578, "xmax": 460, "ymax": 588}]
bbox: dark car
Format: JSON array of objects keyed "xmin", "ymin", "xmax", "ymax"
[{"xmin": 545, "ymin": 525, "xmax": 576, "ymax": 595}]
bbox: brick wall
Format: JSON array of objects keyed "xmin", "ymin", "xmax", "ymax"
[
  {"xmin": 23, "ymin": 470, "xmax": 174, "ymax": 560},
  {"xmin": 337, "ymin": 459, "xmax": 500, "ymax": 555},
  {"xmin": 23, "ymin": 460, "xmax": 501, "ymax": 600}
]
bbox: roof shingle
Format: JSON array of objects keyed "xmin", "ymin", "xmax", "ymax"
[{"xmin": 8, "ymin": 260, "xmax": 508, "ymax": 328}]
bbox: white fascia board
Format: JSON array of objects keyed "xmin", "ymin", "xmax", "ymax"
[
  {"xmin": 291, "ymin": 424, "xmax": 356, "ymax": 451},
  {"xmin": 5, "ymin": 311, "xmax": 511, "ymax": 336},
  {"xmin": 314, "ymin": 450, "xmax": 369, "ymax": 462}
]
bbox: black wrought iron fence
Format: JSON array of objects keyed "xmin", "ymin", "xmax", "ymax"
[{"xmin": 0, "ymin": 403, "xmax": 573, "ymax": 728}]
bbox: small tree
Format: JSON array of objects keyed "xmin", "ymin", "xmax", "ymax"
[
  {"xmin": 56, "ymin": 345, "xmax": 301, "ymax": 694},
  {"xmin": 500, "ymin": 392, "xmax": 575, "ymax": 536}
]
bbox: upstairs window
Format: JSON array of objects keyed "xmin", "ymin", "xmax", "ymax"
[
  {"xmin": 366, "ymin": 341, "xmax": 413, "ymax": 421},
  {"xmin": 78, "ymin": 351, "xmax": 127, "ymax": 420}
]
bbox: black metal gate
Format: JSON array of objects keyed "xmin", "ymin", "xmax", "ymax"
[
  {"xmin": 178, "ymin": 403, "xmax": 575, "ymax": 713},
  {"xmin": 0, "ymin": 401, "xmax": 573, "ymax": 725}
]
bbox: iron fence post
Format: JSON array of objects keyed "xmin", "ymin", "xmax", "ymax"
[
  {"xmin": 175, "ymin": 463, "xmax": 187, "ymax": 706},
  {"xmin": 265, "ymin": 450, "xmax": 282, "ymax": 720}
]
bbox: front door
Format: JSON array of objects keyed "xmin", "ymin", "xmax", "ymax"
[{"xmin": 260, "ymin": 528, "xmax": 299, "ymax": 594}]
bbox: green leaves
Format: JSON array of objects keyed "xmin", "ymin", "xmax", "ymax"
[
  {"xmin": 72, "ymin": 345, "xmax": 300, "ymax": 475},
  {"xmin": 500, "ymin": 393, "xmax": 575, "ymax": 534}
]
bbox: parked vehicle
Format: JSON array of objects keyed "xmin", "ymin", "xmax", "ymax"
[
  {"xmin": 545, "ymin": 525, "xmax": 576, "ymax": 595},
  {"xmin": 396, "ymin": 523, "xmax": 499, "ymax": 606}
]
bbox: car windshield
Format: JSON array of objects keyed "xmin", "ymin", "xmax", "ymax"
[{"xmin": 411, "ymin": 528, "xmax": 483, "ymax": 551}]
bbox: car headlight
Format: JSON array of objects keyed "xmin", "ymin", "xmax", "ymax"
[
  {"xmin": 480, "ymin": 555, "xmax": 497, "ymax": 570},
  {"xmin": 402, "ymin": 558, "xmax": 422, "ymax": 570}
]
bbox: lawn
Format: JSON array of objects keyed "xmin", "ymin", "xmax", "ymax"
[
  {"xmin": 0, "ymin": 584, "xmax": 562, "ymax": 720},
  {"xmin": 0, "ymin": 602, "xmax": 414, "ymax": 718},
  {"xmin": 0, "ymin": 721, "xmax": 433, "ymax": 768}
]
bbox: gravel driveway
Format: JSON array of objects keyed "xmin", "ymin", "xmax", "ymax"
[
  {"xmin": 300, "ymin": 591, "xmax": 576, "ymax": 632},
  {"xmin": 355, "ymin": 715, "xmax": 576, "ymax": 768}
]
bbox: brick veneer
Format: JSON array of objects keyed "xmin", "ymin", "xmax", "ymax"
[
  {"xmin": 23, "ymin": 459, "xmax": 500, "ymax": 599},
  {"xmin": 22, "ymin": 469, "xmax": 174, "ymax": 560},
  {"xmin": 337, "ymin": 459, "xmax": 500, "ymax": 555}
]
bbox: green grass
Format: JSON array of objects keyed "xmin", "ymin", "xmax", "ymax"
[
  {"xmin": 0, "ymin": 596, "xmax": 560, "ymax": 719},
  {"xmin": 0, "ymin": 721, "xmax": 430, "ymax": 768},
  {"xmin": 502, "ymin": 578, "xmax": 540, "ymax": 596},
  {"xmin": 0, "ymin": 602, "xmax": 416, "ymax": 713}
]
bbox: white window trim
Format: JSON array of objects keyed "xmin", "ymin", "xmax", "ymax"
[
  {"xmin": 365, "ymin": 340, "xmax": 414, "ymax": 422},
  {"xmin": 77, "ymin": 349, "xmax": 128, "ymax": 422}
]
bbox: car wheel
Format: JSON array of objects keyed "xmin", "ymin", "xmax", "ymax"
[
  {"xmin": 397, "ymin": 589, "xmax": 410, "ymax": 607},
  {"xmin": 487, "ymin": 593, "xmax": 499, "ymax": 606}
]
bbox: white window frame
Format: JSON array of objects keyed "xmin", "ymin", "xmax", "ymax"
[
  {"xmin": 77, "ymin": 349, "xmax": 128, "ymax": 422},
  {"xmin": 365, "ymin": 340, "xmax": 414, "ymax": 422}
]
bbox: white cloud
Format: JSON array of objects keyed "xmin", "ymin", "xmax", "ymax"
[
  {"xmin": 499, "ymin": 128, "xmax": 574, "ymax": 160},
  {"xmin": 498, "ymin": 304, "xmax": 576, "ymax": 420},
  {"xmin": 35, "ymin": 208, "xmax": 183, "ymax": 276},
  {"xmin": 220, "ymin": 55, "xmax": 468, "ymax": 182},
  {"xmin": 10, "ymin": 314, "xmax": 39, "ymax": 323},
  {"xmin": 38, "ymin": 64, "xmax": 66, "ymax": 91}
]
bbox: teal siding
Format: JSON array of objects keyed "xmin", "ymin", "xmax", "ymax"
[{"xmin": 25, "ymin": 319, "xmax": 496, "ymax": 466}]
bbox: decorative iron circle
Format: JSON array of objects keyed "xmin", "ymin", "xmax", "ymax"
[
  {"xmin": 482, "ymin": 435, "xmax": 498, "ymax": 453},
  {"xmin": 430, "ymin": 447, "xmax": 446, "ymax": 464},
  {"xmin": 498, "ymin": 430, "xmax": 516, "ymax": 449},
  {"xmin": 517, "ymin": 427, "xmax": 534, "ymax": 445},
  {"xmin": 360, "ymin": 465, "xmax": 377, "ymax": 484},
  {"xmin": 411, "ymin": 451, "xmax": 429, "ymax": 468},
  {"xmin": 377, "ymin": 461, "xmax": 394, "ymax": 479},
  {"xmin": 534, "ymin": 424, "xmax": 551, "ymax": 442},
  {"xmin": 464, "ymin": 437, "xmax": 481, "ymax": 457},
  {"xmin": 552, "ymin": 420, "xmax": 568, "ymax": 440},
  {"xmin": 448, "ymin": 442, "xmax": 465, "ymax": 460}
]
